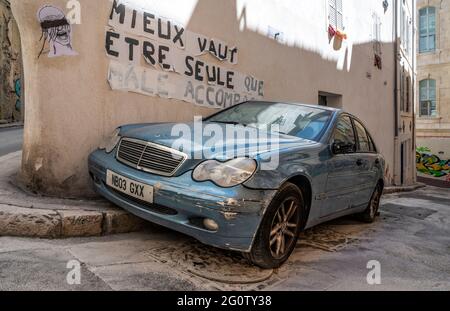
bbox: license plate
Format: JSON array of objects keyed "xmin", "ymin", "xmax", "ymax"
[{"xmin": 106, "ymin": 170, "xmax": 154, "ymax": 203}]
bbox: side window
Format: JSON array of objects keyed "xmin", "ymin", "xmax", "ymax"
[
  {"xmin": 367, "ymin": 131, "xmax": 377, "ymax": 152},
  {"xmin": 333, "ymin": 116, "xmax": 356, "ymax": 153},
  {"xmin": 354, "ymin": 120, "xmax": 371, "ymax": 152}
]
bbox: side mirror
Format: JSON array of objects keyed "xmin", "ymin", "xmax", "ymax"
[{"xmin": 332, "ymin": 141, "xmax": 355, "ymax": 154}]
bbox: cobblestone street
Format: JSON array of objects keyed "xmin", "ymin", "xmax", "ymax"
[{"xmin": 1, "ymin": 186, "xmax": 448, "ymax": 291}]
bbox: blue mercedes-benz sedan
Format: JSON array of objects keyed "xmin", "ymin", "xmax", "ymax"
[{"xmin": 88, "ymin": 101, "xmax": 385, "ymax": 268}]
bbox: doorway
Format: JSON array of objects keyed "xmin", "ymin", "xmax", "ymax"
[{"xmin": 318, "ymin": 91, "xmax": 343, "ymax": 109}]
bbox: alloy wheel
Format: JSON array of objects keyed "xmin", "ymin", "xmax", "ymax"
[
  {"xmin": 369, "ymin": 187, "xmax": 381, "ymax": 219},
  {"xmin": 269, "ymin": 197, "xmax": 299, "ymax": 259}
]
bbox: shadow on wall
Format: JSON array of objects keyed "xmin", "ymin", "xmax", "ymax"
[
  {"xmin": 185, "ymin": 0, "xmax": 396, "ymax": 182},
  {"xmin": 185, "ymin": 0, "xmax": 393, "ymax": 90}
]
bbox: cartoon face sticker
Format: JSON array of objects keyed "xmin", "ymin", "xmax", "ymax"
[{"xmin": 37, "ymin": 5, "xmax": 77, "ymax": 58}]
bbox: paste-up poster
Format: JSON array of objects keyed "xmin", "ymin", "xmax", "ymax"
[
  {"xmin": 105, "ymin": 0, "xmax": 264, "ymax": 109},
  {"xmin": 37, "ymin": 5, "xmax": 78, "ymax": 58}
]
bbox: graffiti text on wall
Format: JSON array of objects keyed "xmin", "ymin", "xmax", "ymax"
[{"xmin": 106, "ymin": 0, "xmax": 264, "ymax": 109}]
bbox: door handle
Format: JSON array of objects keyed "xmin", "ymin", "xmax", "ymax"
[{"xmin": 356, "ymin": 159, "xmax": 363, "ymax": 166}]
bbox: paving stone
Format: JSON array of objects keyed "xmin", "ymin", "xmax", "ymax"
[
  {"xmin": 59, "ymin": 210, "xmax": 103, "ymax": 237},
  {"xmin": 0, "ymin": 204, "xmax": 61, "ymax": 238}
]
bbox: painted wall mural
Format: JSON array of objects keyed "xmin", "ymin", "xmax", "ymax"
[
  {"xmin": 37, "ymin": 5, "xmax": 77, "ymax": 58},
  {"xmin": 14, "ymin": 78, "xmax": 21, "ymax": 113},
  {"xmin": 416, "ymin": 150, "xmax": 450, "ymax": 179},
  {"xmin": 0, "ymin": 1, "xmax": 23, "ymax": 122},
  {"xmin": 106, "ymin": 0, "xmax": 264, "ymax": 109}
]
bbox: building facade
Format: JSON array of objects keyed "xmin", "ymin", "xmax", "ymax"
[
  {"xmin": 10, "ymin": 0, "xmax": 416, "ymax": 197},
  {"xmin": 0, "ymin": 0, "xmax": 23, "ymax": 123},
  {"xmin": 416, "ymin": 0, "xmax": 450, "ymax": 160}
]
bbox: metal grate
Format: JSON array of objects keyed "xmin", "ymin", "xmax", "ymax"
[{"xmin": 116, "ymin": 138, "xmax": 187, "ymax": 176}]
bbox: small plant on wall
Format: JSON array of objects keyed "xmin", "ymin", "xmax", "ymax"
[{"xmin": 416, "ymin": 146, "xmax": 431, "ymax": 154}]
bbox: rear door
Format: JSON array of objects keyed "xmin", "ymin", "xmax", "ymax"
[
  {"xmin": 351, "ymin": 118, "xmax": 380, "ymax": 207},
  {"xmin": 322, "ymin": 115, "xmax": 360, "ymax": 217}
]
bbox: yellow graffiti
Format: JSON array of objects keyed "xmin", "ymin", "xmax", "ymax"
[{"xmin": 416, "ymin": 152, "xmax": 450, "ymax": 178}]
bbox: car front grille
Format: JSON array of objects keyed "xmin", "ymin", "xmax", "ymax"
[{"xmin": 116, "ymin": 138, "xmax": 187, "ymax": 176}]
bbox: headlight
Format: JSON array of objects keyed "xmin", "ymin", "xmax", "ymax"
[
  {"xmin": 193, "ymin": 158, "xmax": 257, "ymax": 188},
  {"xmin": 100, "ymin": 128, "xmax": 121, "ymax": 153}
]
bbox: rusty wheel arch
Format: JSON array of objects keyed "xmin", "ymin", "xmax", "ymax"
[{"xmin": 284, "ymin": 175, "xmax": 312, "ymax": 231}]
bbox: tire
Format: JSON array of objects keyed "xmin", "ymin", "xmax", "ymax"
[
  {"xmin": 357, "ymin": 183, "xmax": 382, "ymax": 223},
  {"xmin": 244, "ymin": 183, "xmax": 305, "ymax": 269}
]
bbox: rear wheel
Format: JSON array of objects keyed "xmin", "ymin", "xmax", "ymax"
[
  {"xmin": 245, "ymin": 183, "xmax": 304, "ymax": 269},
  {"xmin": 357, "ymin": 183, "xmax": 382, "ymax": 223}
]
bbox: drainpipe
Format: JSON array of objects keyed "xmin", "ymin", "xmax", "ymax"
[
  {"xmin": 412, "ymin": 0, "xmax": 416, "ymax": 183},
  {"xmin": 392, "ymin": 0, "xmax": 399, "ymax": 185},
  {"xmin": 394, "ymin": 0, "xmax": 399, "ymax": 138}
]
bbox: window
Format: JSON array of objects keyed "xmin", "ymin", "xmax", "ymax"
[
  {"xmin": 400, "ymin": 70, "xmax": 411, "ymax": 113},
  {"xmin": 373, "ymin": 13, "xmax": 382, "ymax": 55},
  {"xmin": 333, "ymin": 116, "xmax": 355, "ymax": 153},
  {"xmin": 329, "ymin": 0, "xmax": 343, "ymax": 30},
  {"xmin": 400, "ymin": 4, "xmax": 412, "ymax": 55},
  {"xmin": 368, "ymin": 135, "xmax": 377, "ymax": 153},
  {"xmin": 400, "ymin": 70, "xmax": 405, "ymax": 112},
  {"xmin": 419, "ymin": 79, "xmax": 437, "ymax": 117},
  {"xmin": 353, "ymin": 120, "xmax": 371, "ymax": 153},
  {"xmin": 406, "ymin": 76, "xmax": 410, "ymax": 113},
  {"xmin": 419, "ymin": 7, "xmax": 436, "ymax": 53}
]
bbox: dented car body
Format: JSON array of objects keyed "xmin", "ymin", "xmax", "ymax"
[{"xmin": 88, "ymin": 102, "xmax": 385, "ymax": 268}]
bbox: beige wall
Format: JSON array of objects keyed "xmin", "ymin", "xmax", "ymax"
[
  {"xmin": 417, "ymin": 0, "xmax": 450, "ymax": 159},
  {"xmin": 11, "ymin": 0, "xmax": 413, "ymax": 197},
  {"xmin": 0, "ymin": 0, "xmax": 23, "ymax": 122}
]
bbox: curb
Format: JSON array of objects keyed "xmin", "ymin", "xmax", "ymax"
[
  {"xmin": 383, "ymin": 183, "xmax": 427, "ymax": 195},
  {"xmin": 0, "ymin": 204, "xmax": 146, "ymax": 239},
  {"xmin": 0, "ymin": 151, "xmax": 146, "ymax": 239},
  {"xmin": 417, "ymin": 176, "xmax": 450, "ymax": 189},
  {"xmin": 0, "ymin": 122, "xmax": 23, "ymax": 129}
]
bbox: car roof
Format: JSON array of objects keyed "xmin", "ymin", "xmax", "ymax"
[{"xmin": 247, "ymin": 101, "xmax": 343, "ymax": 113}]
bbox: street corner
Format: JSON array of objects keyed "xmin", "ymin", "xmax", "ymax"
[{"xmin": 0, "ymin": 0, "xmax": 450, "ymax": 304}]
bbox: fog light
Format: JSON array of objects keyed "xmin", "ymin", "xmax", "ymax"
[{"xmin": 203, "ymin": 219, "xmax": 219, "ymax": 231}]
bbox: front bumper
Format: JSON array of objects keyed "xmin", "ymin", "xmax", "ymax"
[{"xmin": 88, "ymin": 149, "xmax": 276, "ymax": 252}]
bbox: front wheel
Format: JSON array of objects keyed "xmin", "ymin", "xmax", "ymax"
[{"xmin": 244, "ymin": 183, "xmax": 304, "ymax": 269}]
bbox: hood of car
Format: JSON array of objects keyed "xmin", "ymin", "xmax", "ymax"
[{"xmin": 119, "ymin": 122, "xmax": 318, "ymax": 173}]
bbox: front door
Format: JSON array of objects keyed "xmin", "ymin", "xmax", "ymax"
[{"xmin": 322, "ymin": 115, "xmax": 360, "ymax": 217}]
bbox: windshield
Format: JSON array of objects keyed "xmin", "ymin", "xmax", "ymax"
[{"xmin": 206, "ymin": 102, "xmax": 333, "ymax": 141}]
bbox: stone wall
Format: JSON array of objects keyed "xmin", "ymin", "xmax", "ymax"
[
  {"xmin": 0, "ymin": 0, "xmax": 23, "ymax": 123},
  {"xmin": 417, "ymin": 0, "xmax": 450, "ymax": 159}
]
